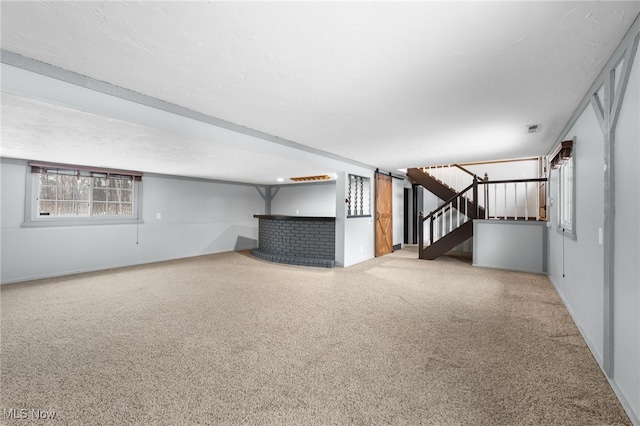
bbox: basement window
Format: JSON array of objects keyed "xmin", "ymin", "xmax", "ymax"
[
  {"xmin": 24, "ymin": 162, "xmax": 142, "ymax": 226},
  {"xmin": 550, "ymin": 140, "xmax": 575, "ymax": 237}
]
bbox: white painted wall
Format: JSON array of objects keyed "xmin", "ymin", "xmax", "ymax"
[
  {"xmin": 464, "ymin": 159, "xmax": 538, "ymax": 180},
  {"xmin": 473, "ymin": 220, "xmax": 546, "ymax": 273},
  {"xmin": 335, "ymin": 173, "xmax": 347, "ymax": 267},
  {"xmin": 271, "ymin": 182, "xmax": 336, "ymax": 217},
  {"xmin": 548, "ymin": 105, "xmax": 605, "ymax": 360},
  {"xmin": 1, "ymin": 159, "xmax": 263, "ymax": 283},
  {"xmin": 612, "ymin": 42, "xmax": 639, "ymax": 421},
  {"xmin": 547, "ymin": 41, "xmax": 639, "ymax": 423},
  {"xmin": 422, "ymin": 187, "xmax": 441, "ymax": 218},
  {"xmin": 335, "ymin": 170, "xmax": 375, "ymax": 267}
]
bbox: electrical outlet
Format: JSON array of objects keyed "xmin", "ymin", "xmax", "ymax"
[{"xmin": 156, "ymin": 213, "xmax": 161, "ymax": 220}]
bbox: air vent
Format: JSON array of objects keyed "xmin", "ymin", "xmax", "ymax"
[
  {"xmin": 526, "ymin": 124, "xmax": 541, "ymax": 134},
  {"xmin": 290, "ymin": 175, "xmax": 332, "ymax": 182}
]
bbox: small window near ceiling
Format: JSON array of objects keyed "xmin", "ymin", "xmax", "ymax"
[
  {"xmin": 25, "ymin": 162, "xmax": 142, "ymax": 225},
  {"xmin": 551, "ymin": 140, "xmax": 575, "ymax": 236}
]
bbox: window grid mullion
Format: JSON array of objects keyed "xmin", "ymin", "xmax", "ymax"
[
  {"xmin": 30, "ymin": 168, "xmax": 140, "ymax": 222},
  {"xmin": 89, "ymin": 177, "xmax": 95, "ymax": 216}
]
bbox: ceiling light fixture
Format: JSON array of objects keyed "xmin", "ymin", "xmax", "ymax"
[{"xmin": 276, "ymin": 178, "xmax": 284, "ymax": 182}]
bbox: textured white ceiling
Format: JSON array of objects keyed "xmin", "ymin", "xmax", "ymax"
[
  {"xmin": 1, "ymin": 1, "xmax": 639, "ymax": 182},
  {"xmin": 0, "ymin": 93, "xmax": 340, "ymax": 184}
]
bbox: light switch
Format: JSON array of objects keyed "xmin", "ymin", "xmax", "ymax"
[
  {"xmin": 598, "ymin": 228, "xmax": 603, "ymax": 245},
  {"xmin": 156, "ymin": 213, "xmax": 161, "ymax": 220}
]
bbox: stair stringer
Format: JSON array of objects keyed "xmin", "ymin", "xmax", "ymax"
[{"xmin": 420, "ymin": 220, "xmax": 474, "ymax": 260}]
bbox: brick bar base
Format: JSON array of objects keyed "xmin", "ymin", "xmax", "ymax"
[{"xmin": 252, "ymin": 215, "xmax": 336, "ymax": 268}]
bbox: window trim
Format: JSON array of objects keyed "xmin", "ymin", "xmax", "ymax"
[
  {"xmin": 551, "ymin": 139, "xmax": 577, "ymax": 239},
  {"xmin": 22, "ymin": 162, "xmax": 144, "ymax": 227}
]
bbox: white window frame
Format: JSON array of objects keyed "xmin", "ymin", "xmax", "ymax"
[
  {"xmin": 23, "ymin": 163, "xmax": 143, "ymax": 227},
  {"xmin": 558, "ymin": 156, "xmax": 574, "ymax": 232},
  {"xmin": 552, "ymin": 141, "xmax": 576, "ymax": 239}
]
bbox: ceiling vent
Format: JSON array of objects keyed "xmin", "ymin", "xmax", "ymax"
[
  {"xmin": 526, "ymin": 124, "xmax": 541, "ymax": 134},
  {"xmin": 290, "ymin": 175, "xmax": 332, "ymax": 182}
]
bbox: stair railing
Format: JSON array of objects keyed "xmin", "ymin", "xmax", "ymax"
[
  {"xmin": 420, "ymin": 164, "xmax": 487, "ymax": 199},
  {"xmin": 478, "ymin": 178, "xmax": 547, "ymax": 221},
  {"xmin": 417, "ymin": 176, "xmax": 549, "ymax": 258},
  {"xmin": 419, "ymin": 179, "xmax": 477, "ymax": 258}
]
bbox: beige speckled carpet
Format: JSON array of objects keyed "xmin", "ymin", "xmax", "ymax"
[{"xmin": 0, "ymin": 247, "xmax": 630, "ymax": 425}]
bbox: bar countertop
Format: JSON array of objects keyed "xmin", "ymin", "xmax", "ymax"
[{"xmin": 253, "ymin": 214, "xmax": 336, "ymax": 222}]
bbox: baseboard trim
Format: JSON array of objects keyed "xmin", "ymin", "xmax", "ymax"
[
  {"xmin": 0, "ymin": 249, "xmax": 256, "ymax": 285},
  {"xmin": 548, "ymin": 273, "xmax": 640, "ymax": 426}
]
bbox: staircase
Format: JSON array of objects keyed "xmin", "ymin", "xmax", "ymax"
[
  {"xmin": 407, "ymin": 167, "xmax": 484, "ymax": 219},
  {"xmin": 410, "ymin": 166, "xmax": 482, "ymax": 261},
  {"xmin": 409, "ymin": 165, "xmax": 547, "ymax": 261}
]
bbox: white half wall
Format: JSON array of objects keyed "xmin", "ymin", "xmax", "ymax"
[
  {"xmin": 473, "ymin": 220, "xmax": 546, "ymax": 274},
  {"xmin": 1, "ymin": 159, "xmax": 263, "ymax": 284}
]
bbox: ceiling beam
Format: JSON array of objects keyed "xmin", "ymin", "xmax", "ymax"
[{"xmin": 0, "ymin": 49, "xmax": 377, "ymax": 174}]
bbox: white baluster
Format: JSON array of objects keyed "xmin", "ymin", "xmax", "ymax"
[
  {"xmin": 450, "ymin": 202, "xmax": 453, "ymax": 232},
  {"xmin": 493, "ymin": 184, "xmax": 497, "ymax": 220},
  {"xmin": 504, "ymin": 183, "xmax": 507, "ymax": 220},
  {"xmin": 525, "ymin": 182, "xmax": 529, "ymax": 220},
  {"xmin": 514, "ymin": 183, "xmax": 518, "ymax": 220}
]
